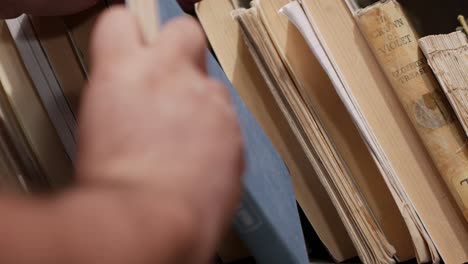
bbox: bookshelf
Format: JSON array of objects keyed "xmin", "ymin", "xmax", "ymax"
[{"xmin": 1, "ymin": 0, "xmax": 466, "ymax": 263}]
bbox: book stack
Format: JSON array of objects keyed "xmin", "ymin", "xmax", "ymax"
[{"xmin": 197, "ymin": 0, "xmax": 468, "ymax": 263}]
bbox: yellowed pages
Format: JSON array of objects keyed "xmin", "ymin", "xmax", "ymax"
[
  {"xmin": 196, "ymin": 0, "xmax": 356, "ymax": 261},
  {"xmin": 235, "ymin": 5, "xmax": 396, "ymax": 262},
  {"xmin": 256, "ymin": 0, "xmax": 414, "ymax": 261},
  {"xmin": 419, "ymin": 32, "xmax": 468, "ymax": 139},
  {"xmin": 298, "ymin": 0, "xmax": 468, "ymax": 263}
]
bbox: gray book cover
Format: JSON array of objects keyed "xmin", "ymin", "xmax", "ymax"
[{"xmin": 160, "ymin": 1, "xmax": 308, "ymax": 263}]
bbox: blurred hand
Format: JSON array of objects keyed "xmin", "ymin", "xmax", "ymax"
[
  {"xmin": 77, "ymin": 7, "xmax": 244, "ymax": 263},
  {"xmin": 0, "ymin": 3, "xmax": 243, "ymax": 264}
]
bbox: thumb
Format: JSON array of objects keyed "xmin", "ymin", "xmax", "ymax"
[{"xmin": 90, "ymin": 6, "xmax": 142, "ymax": 69}]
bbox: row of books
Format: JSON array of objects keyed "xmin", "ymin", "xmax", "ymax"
[
  {"xmin": 1, "ymin": 0, "xmax": 467, "ymax": 263},
  {"xmin": 196, "ymin": 0, "xmax": 467, "ymax": 263}
]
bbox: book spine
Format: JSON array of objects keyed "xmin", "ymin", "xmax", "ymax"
[
  {"xmin": 419, "ymin": 32, "xmax": 468, "ymax": 138},
  {"xmin": 355, "ymin": 0, "xmax": 468, "ymax": 222},
  {"xmin": 126, "ymin": 0, "xmax": 160, "ymax": 43}
]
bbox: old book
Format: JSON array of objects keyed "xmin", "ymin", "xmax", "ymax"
[
  {"xmin": 283, "ymin": 0, "xmax": 468, "ymax": 263},
  {"xmin": 255, "ymin": 0, "xmax": 414, "ymax": 262},
  {"xmin": 233, "ymin": 1, "xmax": 424, "ymax": 262},
  {"xmin": 196, "ymin": 0, "xmax": 356, "ymax": 261},
  {"xmin": 419, "ymin": 31, "xmax": 468, "ymax": 139},
  {"xmin": 282, "ymin": 3, "xmax": 436, "ymax": 263},
  {"xmin": 0, "ymin": 21, "xmax": 73, "ymax": 189},
  {"xmin": 355, "ymin": 0, "xmax": 468, "ymax": 223},
  {"xmin": 234, "ymin": 4, "xmax": 396, "ymax": 263},
  {"xmin": 6, "ymin": 16, "xmax": 78, "ymax": 160}
]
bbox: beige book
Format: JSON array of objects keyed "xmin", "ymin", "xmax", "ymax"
[
  {"xmin": 419, "ymin": 32, "xmax": 468, "ymax": 139},
  {"xmin": 355, "ymin": 0, "xmax": 468, "ymax": 223},
  {"xmin": 287, "ymin": 0, "xmax": 468, "ymax": 263},
  {"xmin": 0, "ymin": 80, "xmax": 43, "ymax": 190},
  {"xmin": 30, "ymin": 16, "xmax": 86, "ymax": 115},
  {"xmin": 127, "ymin": 0, "xmax": 160, "ymax": 43},
  {"xmin": 0, "ymin": 21, "xmax": 73, "ymax": 189},
  {"xmin": 283, "ymin": 2, "xmax": 436, "ymax": 262},
  {"xmin": 255, "ymin": 0, "xmax": 414, "ymax": 261},
  {"xmin": 196, "ymin": 0, "xmax": 356, "ymax": 261},
  {"xmin": 235, "ymin": 4, "xmax": 396, "ymax": 263}
]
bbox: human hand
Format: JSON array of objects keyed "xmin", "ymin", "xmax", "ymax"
[
  {"xmin": 0, "ymin": 0, "xmax": 99, "ymax": 18},
  {"xmin": 76, "ymin": 7, "xmax": 244, "ymax": 263}
]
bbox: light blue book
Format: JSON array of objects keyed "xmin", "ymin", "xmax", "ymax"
[{"xmin": 159, "ymin": 2, "xmax": 309, "ymax": 263}]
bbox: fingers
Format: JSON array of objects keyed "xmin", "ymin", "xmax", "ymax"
[
  {"xmin": 154, "ymin": 16, "xmax": 208, "ymax": 74},
  {"xmin": 204, "ymin": 79, "xmax": 234, "ymax": 111},
  {"xmin": 90, "ymin": 6, "xmax": 142, "ymax": 68}
]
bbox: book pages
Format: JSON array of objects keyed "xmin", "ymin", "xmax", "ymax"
[
  {"xmin": 195, "ymin": 0, "xmax": 356, "ymax": 261},
  {"xmin": 283, "ymin": 0, "xmax": 468, "ymax": 263},
  {"xmin": 234, "ymin": 4, "xmax": 396, "ymax": 263},
  {"xmin": 280, "ymin": 3, "xmax": 434, "ymax": 263},
  {"xmin": 256, "ymin": 0, "xmax": 414, "ymax": 261},
  {"xmin": 419, "ymin": 32, "xmax": 468, "ymax": 139}
]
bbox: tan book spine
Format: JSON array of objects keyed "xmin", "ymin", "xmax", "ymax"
[
  {"xmin": 355, "ymin": 0, "xmax": 468, "ymax": 222},
  {"xmin": 127, "ymin": 0, "xmax": 160, "ymax": 44},
  {"xmin": 419, "ymin": 32, "xmax": 468, "ymax": 137}
]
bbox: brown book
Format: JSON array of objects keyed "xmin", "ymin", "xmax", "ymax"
[
  {"xmin": 356, "ymin": 0, "xmax": 468, "ymax": 223},
  {"xmin": 30, "ymin": 16, "xmax": 86, "ymax": 115},
  {"xmin": 0, "ymin": 21, "xmax": 73, "ymax": 189},
  {"xmin": 233, "ymin": 0, "xmax": 422, "ymax": 262},
  {"xmin": 234, "ymin": 4, "xmax": 396, "ymax": 263},
  {"xmin": 255, "ymin": 0, "xmax": 415, "ymax": 262},
  {"xmin": 419, "ymin": 31, "xmax": 468, "ymax": 140},
  {"xmin": 286, "ymin": 0, "xmax": 468, "ymax": 263},
  {"xmin": 196, "ymin": 0, "xmax": 356, "ymax": 261}
]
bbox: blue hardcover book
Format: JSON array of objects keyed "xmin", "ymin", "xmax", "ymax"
[{"xmin": 160, "ymin": 2, "xmax": 309, "ymax": 263}]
